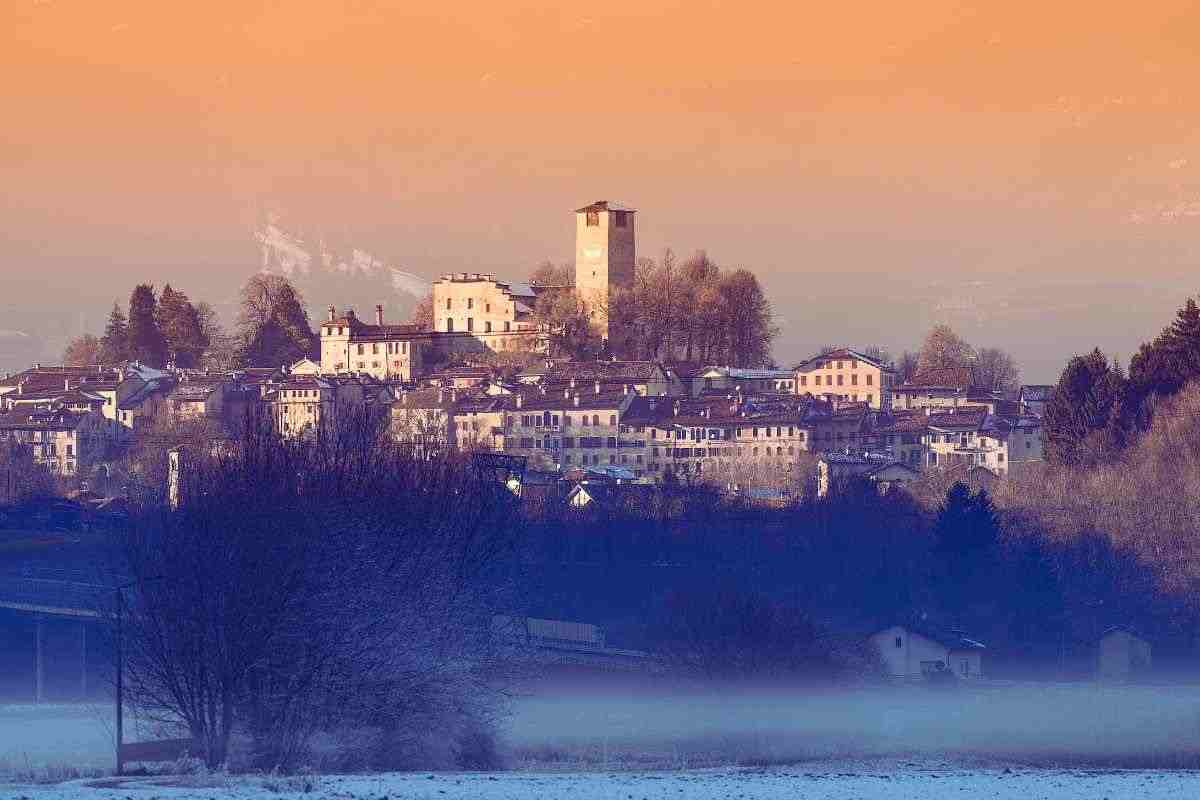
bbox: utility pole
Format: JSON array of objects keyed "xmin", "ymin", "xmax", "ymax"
[{"xmin": 115, "ymin": 585, "xmax": 124, "ymax": 777}]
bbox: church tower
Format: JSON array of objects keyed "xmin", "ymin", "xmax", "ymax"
[{"xmin": 574, "ymin": 201, "xmax": 636, "ymax": 341}]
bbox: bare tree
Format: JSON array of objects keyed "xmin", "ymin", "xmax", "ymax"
[
  {"xmin": 917, "ymin": 324, "xmax": 974, "ymax": 373},
  {"xmin": 974, "ymin": 346, "xmax": 1021, "ymax": 394},
  {"xmin": 62, "ymin": 334, "xmax": 102, "ymax": 366},
  {"xmin": 115, "ymin": 409, "xmax": 522, "ymax": 770},
  {"xmin": 410, "ymin": 292, "xmax": 434, "ymax": 331}
]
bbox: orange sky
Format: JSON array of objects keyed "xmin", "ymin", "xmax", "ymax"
[{"xmin": 3, "ymin": 1, "xmax": 1200, "ymax": 378}]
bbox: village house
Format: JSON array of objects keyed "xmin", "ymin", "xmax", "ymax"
[
  {"xmin": 0, "ymin": 406, "xmax": 116, "ymax": 476},
  {"xmin": 266, "ymin": 374, "xmax": 388, "ymax": 438},
  {"xmin": 892, "ymin": 366, "xmax": 1008, "ymax": 413},
  {"xmin": 690, "ymin": 366, "xmax": 796, "ymax": 397},
  {"xmin": 873, "ymin": 411, "xmax": 928, "ymax": 468},
  {"xmin": 391, "ymin": 387, "xmax": 459, "ymax": 451},
  {"xmin": 870, "ymin": 623, "xmax": 986, "ymax": 680},
  {"xmin": 793, "ymin": 348, "xmax": 895, "ymax": 410},
  {"xmin": 543, "ymin": 361, "xmax": 678, "ymax": 397},
  {"xmin": 1019, "ymin": 384, "xmax": 1054, "ymax": 417},
  {"xmin": 816, "ymin": 452, "xmax": 919, "ymax": 497},
  {"xmin": 319, "ymin": 305, "xmax": 426, "ymax": 381}
]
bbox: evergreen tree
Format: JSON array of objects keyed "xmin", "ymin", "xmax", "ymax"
[
  {"xmin": 126, "ymin": 284, "xmax": 168, "ymax": 368},
  {"xmin": 241, "ymin": 316, "xmax": 308, "ymax": 369},
  {"xmin": 1043, "ymin": 349, "xmax": 1128, "ymax": 465},
  {"xmin": 157, "ymin": 284, "xmax": 210, "ymax": 368},
  {"xmin": 1129, "ymin": 296, "xmax": 1200, "ymax": 416},
  {"xmin": 237, "ymin": 275, "xmax": 315, "ymax": 367},
  {"xmin": 932, "ymin": 483, "xmax": 1001, "ymax": 611},
  {"xmin": 99, "ymin": 302, "xmax": 129, "ymax": 364}
]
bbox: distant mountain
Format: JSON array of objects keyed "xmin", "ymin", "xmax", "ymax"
[{"xmin": 254, "ymin": 221, "xmax": 429, "ymax": 324}]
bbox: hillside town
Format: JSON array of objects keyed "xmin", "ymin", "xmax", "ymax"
[{"xmin": 0, "ymin": 202, "xmax": 1047, "ymax": 503}]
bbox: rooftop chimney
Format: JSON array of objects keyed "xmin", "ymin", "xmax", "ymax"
[
  {"xmin": 516, "ymin": 394, "xmax": 523, "ymax": 409},
  {"xmin": 594, "ymin": 380, "xmax": 601, "ymax": 395},
  {"xmin": 564, "ymin": 388, "xmax": 570, "ymax": 399},
  {"xmin": 328, "ymin": 305, "xmax": 336, "ymax": 322},
  {"xmin": 376, "ymin": 304, "xmax": 385, "ymax": 326},
  {"xmin": 623, "ymin": 384, "xmax": 629, "ymax": 395},
  {"xmin": 573, "ymin": 395, "xmax": 580, "ymax": 407}
]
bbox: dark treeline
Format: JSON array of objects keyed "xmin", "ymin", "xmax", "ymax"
[
  {"xmin": 1045, "ymin": 295, "xmax": 1200, "ymax": 465},
  {"xmin": 517, "ymin": 474, "xmax": 1191, "ymax": 681},
  {"xmin": 63, "ymin": 274, "xmax": 318, "ymax": 371}
]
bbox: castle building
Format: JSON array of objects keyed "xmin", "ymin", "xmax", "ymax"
[
  {"xmin": 425, "ymin": 201, "xmax": 637, "ymax": 354},
  {"xmin": 574, "ymin": 201, "xmax": 636, "ymax": 341},
  {"xmin": 429, "ymin": 273, "xmax": 545, "ymax": 353}
]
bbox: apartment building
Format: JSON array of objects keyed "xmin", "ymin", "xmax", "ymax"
[
  {"xmin": 505, "ymin": 384, "xmax": 637, "ymax": 472},
  {"xmin": 793, "ymin": 348, "xmax": 894, "ymax": 410},
  {"xmin": 319, "ymin": 306, "xmax": 426, "ymax": 380}
]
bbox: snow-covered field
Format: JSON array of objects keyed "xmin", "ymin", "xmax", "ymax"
[
  {"xmin": 10, "ymin": 761, "xmax": 1200, "ymax": 800},
  {"xmin": 5, "ymin": 685, "xmax": 1200, "ymax": 798}
]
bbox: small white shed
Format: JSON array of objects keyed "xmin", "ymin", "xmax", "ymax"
[{"xmin": 870, "ymin": 624, "xmax": 985, "ymax": 680}]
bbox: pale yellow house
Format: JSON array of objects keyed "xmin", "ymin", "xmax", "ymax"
[{"xmin": 793, "ymin": 348, "xmax": 894, "ymax": 410}]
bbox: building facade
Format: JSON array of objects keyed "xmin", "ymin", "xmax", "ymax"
[
  {"xmin": 793, "ymin": 348, "xmax": 894, "ymax": 410},
  {"xmin": 319, "ymin": 306, "xmax": 426, "ymax": 381}
]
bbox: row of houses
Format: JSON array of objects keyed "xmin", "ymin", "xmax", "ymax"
[{"xmin": 392, "ymin": 357, "xmax": 1046, "ymax": 486}]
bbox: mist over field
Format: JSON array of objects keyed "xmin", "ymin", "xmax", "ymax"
[
  {"xmin": 505, "ymin": 682, "xmax": 1200, "ymax": 768},
  {"xmin": 5, "ymin": 681, "xmax": 1200, "ymax": 782}
]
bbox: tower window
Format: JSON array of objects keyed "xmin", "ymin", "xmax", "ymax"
[
  {"xmin": 467, "ymin": 298, "xmax": 473, "ymax": 309},
  {"xmin": 446, "ymin": 318, "xmax": 454, "ymax": 332},
  {"xmin": 586, "ymin": 211, "xmax": 599, "ymax": 226},
  {"xmin": 467, "ymin": 317, "xmax": 474, "ymax": 332},
  {"xmin": 446, "ymin": 298, "xmax": 451, "ymax": 310},
  {"xmin": 613, "ymin": 210, "xmax": 628, "ymax": 228}
]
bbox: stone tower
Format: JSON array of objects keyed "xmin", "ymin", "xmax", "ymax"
[{"xmin": 574, "ymin": 201, "xmax": 636, "ymax": 341}]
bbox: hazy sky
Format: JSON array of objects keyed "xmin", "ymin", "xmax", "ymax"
[{"xmin": 4, "ymin": 1, "xmax": 1200, "ymax": 379}]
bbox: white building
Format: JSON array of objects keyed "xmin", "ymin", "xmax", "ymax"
[{"xmin": 870, "ymin": 624, "xmax": 986, "ymax": 680}]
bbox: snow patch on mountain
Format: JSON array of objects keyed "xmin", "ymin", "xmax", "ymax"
[{"xmin": 255, "ymin": 223, "xmax": 430, "ymax": 299}]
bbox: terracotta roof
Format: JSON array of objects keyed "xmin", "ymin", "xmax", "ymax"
[
  {"xmin": 574, "ymin": 200, "xmax": 636, "ymax": 213},
  {"xmin": 793, "ymin": 348, "xmax": 893, "ymax": 372},
  {"xmin": 0, "ymin": 408, "xmax": 92, "ymax": 431},
  {"xmin": 900, "ymin": 366, "xmax": 975, "ymax": 390},
  {"xmin": 545, "ymin": 361, "xmax": 664, "ymax": 383},
  {"xmin": 926, "ymin": 409, "xmax": 989, "ymax": 430}
]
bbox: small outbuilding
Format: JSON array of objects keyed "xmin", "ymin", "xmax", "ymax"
[
  {"xmin": 1097, "ymin": 626, "xmax": 1152, "ymax": 681},
  {"xmin": 870, "ymin": 623, "xmax": 986, "ymax": 680}
]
